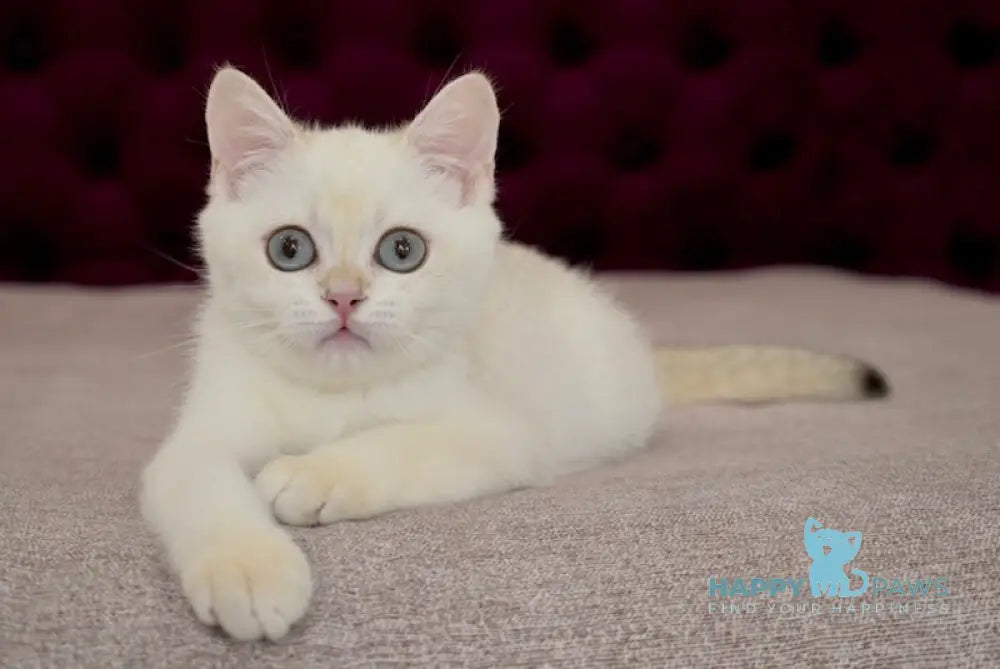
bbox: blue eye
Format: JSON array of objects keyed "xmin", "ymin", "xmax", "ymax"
[
  {"xmin": 375, "ymin": 228, "xmax": 427, "ymax": 273},
  {"xmin": 267, "ymin": 227, "xmax": 316, "ymax": 271}
]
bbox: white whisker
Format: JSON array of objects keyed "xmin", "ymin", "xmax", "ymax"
[{"xmin": 135, "ymin": 337, "xmax": 203, "ymax": 361}]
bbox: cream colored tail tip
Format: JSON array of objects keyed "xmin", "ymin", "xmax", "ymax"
[{"xmin": 656, "ymin": 345, "xmax": 890, "ymax": 406}]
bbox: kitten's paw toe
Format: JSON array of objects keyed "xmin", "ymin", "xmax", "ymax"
[
  {"xmin": 255, "ymin": 456, "xmax": 328, "ymax": 526},
  {"xmin": 181, "ymin": 527, "xmax": 312, "ymax": 641},
  {"xmin": 256, "ymin": 454, "xmax": 374, "ymax": 525}
]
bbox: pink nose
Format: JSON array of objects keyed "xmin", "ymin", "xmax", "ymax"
[{"xmin": 326, "ymin": 292, "xmax": 366, "ymax": 322}]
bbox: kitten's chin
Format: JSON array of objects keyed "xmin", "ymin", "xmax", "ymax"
[
  {"xmin": 263, "ymin": 340, "xmax": 392, "ymax": 391},
  {"xmin": 281, "ymin": 327, "xmax": 423, "ymax": 391}
]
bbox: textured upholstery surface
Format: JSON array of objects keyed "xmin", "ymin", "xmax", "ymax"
[
  {"xmin": 1, "ymin": 1, "xmax": 999, "ymax": 289},
  {"xmin": 1, "ymin": 269, "xmax": 999, "ymax": 666}
]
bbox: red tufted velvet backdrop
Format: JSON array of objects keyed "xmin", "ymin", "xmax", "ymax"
[{"xmin": 1, "ymin": 1, "xmax": 998, "ymax": 289}]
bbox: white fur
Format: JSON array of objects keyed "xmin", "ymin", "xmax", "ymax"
[{"xmin": 141, "ymin": 68, "xmax": 662, "ymax": 641}]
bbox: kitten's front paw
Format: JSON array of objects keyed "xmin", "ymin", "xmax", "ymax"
[
  {"xmin": 255, "ymin": 452, "xmax": 379, "ymax": 525},
  {"xmin": 181, "ymin": 527, "xmax": 312, "ymax": 641}
]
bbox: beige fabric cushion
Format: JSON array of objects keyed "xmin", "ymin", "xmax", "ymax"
[{"xmin": 2, "ymin": 268, "xmax": 997, "ymax": 667}]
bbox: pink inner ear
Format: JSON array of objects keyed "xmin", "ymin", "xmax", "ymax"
[
  {"xmin": 420, "ymin": 155, "xmax": 483, "ymax": 206},
  {"xmin": 205, "ymin": 68, "xmax": 295, "ymax": 197},
  {"xmin": 406, "ymin": 73, "xmax": 499, "ymax": 205}
]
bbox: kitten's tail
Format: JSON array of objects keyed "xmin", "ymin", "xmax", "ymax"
[
  {"xmin": 655, "ymin": 345, "xmax": 890, "ymax": 406},
  {"xmin": 846, "ymin": 569, "xmax": 871, "ymax": 597}
]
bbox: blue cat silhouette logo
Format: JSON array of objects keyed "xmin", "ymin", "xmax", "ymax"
[
  {"xmin": 707, "ymin": 517, "xmax": 950, "ymax": 611},
  {"xmin": 804, "ymin": 517, "xmax": 870, "ymax": 598}
]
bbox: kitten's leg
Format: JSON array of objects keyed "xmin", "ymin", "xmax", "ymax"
[
  {"xmin": 255, "ymin": 410, "xmax": 536, "ymax": 525},
  {"xmin": 141, "ymin": 441, "xmax": 312, "ymax": 640}
]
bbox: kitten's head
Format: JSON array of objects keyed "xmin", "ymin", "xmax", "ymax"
[
  {"xmin": 196, "ymin": 67, "xmax": 502, "ymax": 387},
  {"xmin": 807, "ymin": 526, "xmax": 862, "ymax": 564}
]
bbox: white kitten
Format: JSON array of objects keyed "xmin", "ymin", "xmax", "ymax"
[{"xmin": 141, "ymin": 67, "xmax": 887, "ymax": 641}]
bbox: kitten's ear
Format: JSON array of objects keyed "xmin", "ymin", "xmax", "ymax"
[
  {"xmin": 405, "ymin": 72, "xmax": 500, "ymax": 206},
  {"xmin": 205, "ymin": 66, "xmax": 295, "ymax": 198}
]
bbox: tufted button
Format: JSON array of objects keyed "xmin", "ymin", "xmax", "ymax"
[
  {"xmin": 677, "ymin": 230, "xmax": 730, "ymax": 270},
  {"xmin": 748, "ymin": 132, "xmax": 797, "ymax": 171},
  {"xmin": 609, "ymin": 128, "xmax": 662, "ymax": 171},
  {"xmin": 680, "ymin": 20, "xmax": 732, "ymax": 70},
  {"xmin": 946, "ymin": 20, "xmax": 999, "ymax": 68},
  {"xmin": 548, "ymin": 17, "xmax": 596, "ymax": 67},
  {"xmin": 47, "ymin": 54, "xmax": 141, "ymax": 181},
  {"xmin": 496, "ymin": 127, "xmax": 535, "ymax": 173},
  {"xmin": 817, "ymin": 18, "xmax": 861, "ymax": 67},
  {"xmin": 526, "ymin": 153, "xmax": 606, "ymax": 263},
  {"xmin": 130, "ymin": 3, "xmax": 190, "ymax": 75},
  {"xmin": 2, "ymin": 11, "xmax": 48, "ymax": 72},
  {"xmin": 810, "ymin": 231, "xmax": 873, "ymax": 271},
  {"xmin": 1, "ymin": 226, "xmax": 58, "ymax": 280},
  {"xmin": 80, "ymin": 132, "xmax": 119, "ymax": 177},
  {"xmin": 264, "ymin": 2, "xmax": 327, "ymax": 70},
  {"xmin": 413, "ymin": 9, "xmax": 461, "ymax": 68},
  {"xmin": 948, "ymin": 225, "xmax": 997, "ymax": 281},
  {"xmin": 147, "ymin": 26, "xmax": 186, "ymax": 73},
  {"xmin": 0, "ymin": 157, "xmax": 74, "ymax": 281},
  {"xmin": 889, "ymin": 126, "xmax": 935, "ymax": 166}
]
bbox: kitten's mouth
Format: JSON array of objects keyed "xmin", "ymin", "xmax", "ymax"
[{"xmin": 319, "ymin": 326, "xmax": 371, "ymax": 350}]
